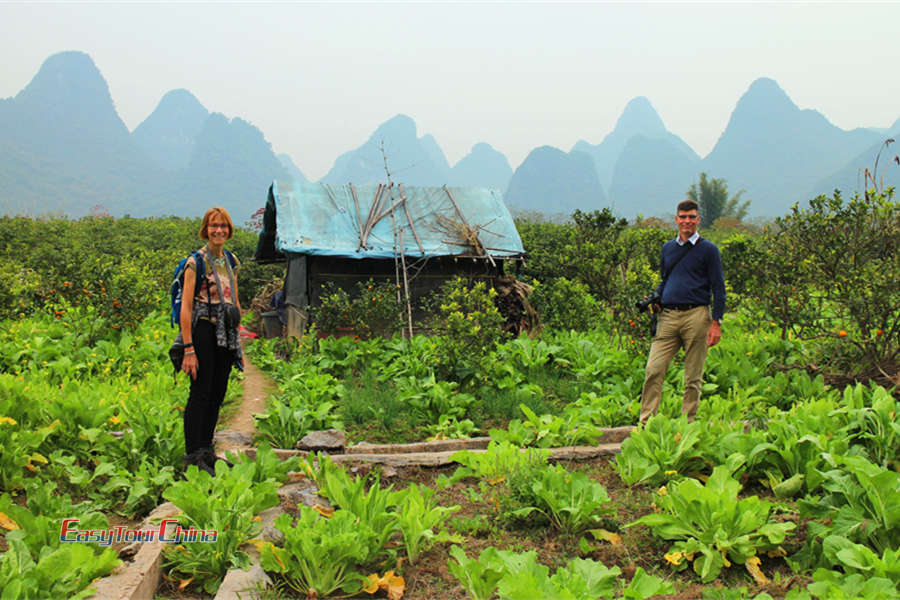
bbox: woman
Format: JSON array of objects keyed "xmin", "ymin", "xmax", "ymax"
[{"xmin": 180, "ymin": 206, "xmax": 243, "ymax": 475}]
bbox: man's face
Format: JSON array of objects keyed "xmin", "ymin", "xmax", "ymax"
[{"xmin": 675, "ymin": 210, "xmax": 700, "ymax": 239}]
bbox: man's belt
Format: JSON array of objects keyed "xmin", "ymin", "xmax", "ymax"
[{"xmin": 662, "ymin": 303, "xmax": 706, "ymax": 311}]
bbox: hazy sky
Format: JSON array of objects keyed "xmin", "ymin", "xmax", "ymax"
[{"xmin": 3, "ymin": 2, "xmax": 899, "ymax": 180}]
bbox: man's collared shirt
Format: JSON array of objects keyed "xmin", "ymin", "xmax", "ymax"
[{"xmin": 675, "ymin": 232, "xmax": 701, "ymax": 246}]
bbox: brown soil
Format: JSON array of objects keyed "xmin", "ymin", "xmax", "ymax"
[{"xmin": 217, "ymin": 339, "xmax": 277, "ymax": 451}]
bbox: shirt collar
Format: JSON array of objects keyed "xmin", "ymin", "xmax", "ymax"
[{"xmin": 675, "ymin": 232, "xmax": 700, "ymax": 246}]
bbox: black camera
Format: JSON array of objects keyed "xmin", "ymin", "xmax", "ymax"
[{"xmin": 635, "ymin": 292, "xmax": 661, "ymax": 313}]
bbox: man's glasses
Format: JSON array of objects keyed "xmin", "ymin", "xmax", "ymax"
[{"xmin": 677, "ymin": 215, "xmax": 699, "ymax": 220}]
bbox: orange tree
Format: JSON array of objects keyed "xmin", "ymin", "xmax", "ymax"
[{"xmin": 743, "ymin": 190, "xmax": 900, "ymax": 377}]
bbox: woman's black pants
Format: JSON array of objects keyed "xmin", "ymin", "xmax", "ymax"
[{"xmin": 184, "ymin": 320, "xmax": 232, "ymax": 455}]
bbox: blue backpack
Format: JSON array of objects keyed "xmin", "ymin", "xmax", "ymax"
[{"xmin": 169, "ymin": 249, "xmax": 237, "ymax": 327}]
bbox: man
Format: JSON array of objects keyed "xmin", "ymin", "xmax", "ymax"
[{"xmin": 639, "ymin": 199, "xmax": 725, "ymax": 424}]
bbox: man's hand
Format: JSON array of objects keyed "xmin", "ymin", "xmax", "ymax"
[{"xmin": 707, "ymin": 320, "xmax": 722, "ymax": 347}]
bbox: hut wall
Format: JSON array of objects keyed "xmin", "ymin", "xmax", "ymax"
[{"xmin": 281, "ymin": 253, "xmax": 506, "ymax": 337}]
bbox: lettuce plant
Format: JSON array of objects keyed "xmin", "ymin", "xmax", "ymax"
[
  {"xmin": 627, "ymin": 465, "xmax": 795, "ymax": 582},
  {"xmin": 615, "ymin": 415, "xmax": 709, "ymax": 486},
  {"xmin": 393, "ymin": 483, "xmax": 460, "ymax": 564},
  {"xmin": 509, "ymin": 464, "xmax": 613, "ymax": 534},
  {"xmin": 260, "ymin": 508, "xmax": 374, "ymax": 598},
  {"xmin": 447, "ymin": 545, "xmax": 671, "ymax": 600}
]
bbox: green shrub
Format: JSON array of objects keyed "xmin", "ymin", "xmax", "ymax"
[
  {"xmin": 529, "ymin": 277, "xmax": 603, "ymax": 332},
  {"xmin": 422, "ymin": 276, "xmax": 505, "ymax": 380}
]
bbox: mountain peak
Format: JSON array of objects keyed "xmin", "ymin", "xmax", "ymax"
[
  {"xmin": 614, "ymin": 96, "xmax": 665, "ymax": 134},
  {"xmin": 737, "ymin": 77, "xmax": 797, "ymax": 113},
  {"xmin": 374, "ymin": 113, "xmax": 417, "ymax": 138},
  {"xmin": 16, "ymin": 51, "xmax": 117, "ymax": 117},
  {"xmin": 157, "ymin": 88, "xmax": 205, "ymax": 111},
  {"xmin": 132, "ymin": 88, "xmax": 210, "ymax": 171}
]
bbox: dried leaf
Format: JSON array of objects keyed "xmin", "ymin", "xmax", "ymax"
[
  {"xmin": 745, "ymin": 555, "xmax": 770, "ymax": 585},
  {"xmin": 312, "ymin": 504, "xmax": 334, "ymax": 518},
  {"xmin": 363, "ymin": 573, "xmax": 381, "ymax": 594},
  {"xmin": 664, "ymin": 551, "xmax": 684, "ymax": 566},
  {"xmin": 177, "ymin": 577, "xmax": 194, "ymax": 591},
  {"xmin": 0, "ymin": 512, "xmax": 19, "ymax": 530},
  {"xmin": 383, "ymin": 570, "xmax": 406, "ymax": 600},
  {"xmin": 589, "ymin": 528, "xmax": 622, "ymax": 546}
]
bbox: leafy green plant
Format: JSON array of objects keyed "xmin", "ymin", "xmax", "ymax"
[
  {"xmin": 396, "ymin": 375, "xmax": 475, "ymax": 423},
  {"xmin": 448, "ymin": 440, "xmax": 550, "ymax": 484},
  {"xmin": 316, "ymin": 466, "xmax": 399, "ymax": 560},
  {"xmin": 162, "ymin": 462, "xmax": 279, "ymax": 593},
  {"xmin": 627, "ymin": 465, "xmax": 796, "ymax": 583},
  {"xmin": 393, "ymin": 483, "xmax": 461, "ymax": 564},
  {"xmin": 0, "ymin": 533, "xmax": 120, "ymax": 600},
  {"xmin": 260, "ymin": 508, "xmax": 374, "ymax": 598},
  {"xmin": 253, "ymin": 397, "xmax": 343, "ymax": 449},
  {"xmin": 491, "ymin": 403, "xmax": 603, "ymax": 448},
  {"xmin": 805, "ymin": 569, "xmax": 900, "ymax": 600},
  {"xmin": 509, "ymin": 464, "xmax": 613, "ymax": 534},
  {"xmin": 820, "ymin": 535, "xmax": 900, "ymax": 584},
  {"xmin": 425, "ymin": 415, "xmax": 478, "ymax": 440},
  {"xmin": 837, "ymin": 384, "xmax": 900, "ymax": 470},
  {"xmin": 228, "ymin": 442, "xmax": 301, "ymax": 484},
  {"xmin": 797, "ymin": 454, "xmax": 900, "ymax": 563},
  {"xmin": 447, "ymin": 545, "xmax": 672, "ymax": 600},
  {"xmin": 615, "ymin": 415, "xmax": 710, "ymax": 486}
]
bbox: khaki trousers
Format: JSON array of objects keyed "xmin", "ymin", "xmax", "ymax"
[{"xmin": 639, "ymin": 305, "xmax": 711, "ymax": 424}]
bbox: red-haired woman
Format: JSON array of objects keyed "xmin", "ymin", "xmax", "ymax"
[{"xmin": 180, "ymin": 206, "xmax": 243, "ymax": 475}]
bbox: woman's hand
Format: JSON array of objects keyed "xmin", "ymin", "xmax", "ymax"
[{"xmin": 182, "ymin": 352, "xmax": 199, "ymax": 380}]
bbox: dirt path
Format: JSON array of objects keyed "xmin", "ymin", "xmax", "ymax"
[{"xmin": 215, "ymin": 340, "xmax": 278, "ymax": 452}]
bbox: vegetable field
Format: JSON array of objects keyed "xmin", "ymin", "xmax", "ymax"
[{"xmin": 0, "ymin": 190, "xmax": 898, "ymax": 599}]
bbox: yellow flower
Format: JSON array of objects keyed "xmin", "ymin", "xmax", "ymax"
[
  {"xmin": 109, "ymin": 416, "xmax": 121, "ymax": 425},
  {"xmin": 664, "ymin": 470, "xmax": 678, "ymax": 476},
  {"xmin": 0, "ymin": 416, "xmax": 17, "ymax": 426},
  {"xmin": 657, "ymin": 486, "xmax": 668, "ymax": 497}
]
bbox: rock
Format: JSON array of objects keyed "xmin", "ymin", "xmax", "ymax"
[
  {"xmin": 214, "ymin": 430, "xmax": 254, "ymax": 447},
  {"xmin": 213, "ymin": 545, "xmax": 271, "ymax": 600},
  {"xmin": 257, "ymin": 506, "xmax": 284, "ymax": 545},
  {"xmin": 296, "ymin": 429, "xmax": 346, "ymax": 452},
  {"xmin": 278, "ymin": 480, "xmax": 332, "ymax": 514}
]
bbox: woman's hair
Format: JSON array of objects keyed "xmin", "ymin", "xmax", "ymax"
[{"xmin": 199, "ymin": 206, "xmax": 234, "ymax": 240}]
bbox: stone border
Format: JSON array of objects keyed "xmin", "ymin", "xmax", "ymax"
[{"xmin": 86, "ymin": 502, "xmax": 180, "ymax": 600}]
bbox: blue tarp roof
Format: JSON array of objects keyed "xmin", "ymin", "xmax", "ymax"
[{"xmin": 272, "ymin": 180, "xmax": 525, "ymax": 260}]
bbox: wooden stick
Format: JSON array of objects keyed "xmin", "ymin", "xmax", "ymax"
[
  {"xmin": 350, "ymin": 183, "xmax": 362, "ymax": 238},
  {"xmin": 399, "ymin": 228, "xmax": 414, "ymax": 338},
  {"xmin": 399, "ymin": 185, "xmax": 425, "ymax": 255},
  {"xmin": 359, "ymin": 183, "xmax": 386, "ymax": 250}
]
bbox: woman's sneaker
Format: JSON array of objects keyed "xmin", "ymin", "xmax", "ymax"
[
  {"xmin": 201, "ymin": 446, "xmax": 233, "ymax": 471},
  {"xmin": 183, "ymin": 450, "xmax": 216, "ymax": 477}
]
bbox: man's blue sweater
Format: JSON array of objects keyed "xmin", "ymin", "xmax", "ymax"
[{"xmin": 656, "ymin": 237, "xmax": 726, "ymax": 321}]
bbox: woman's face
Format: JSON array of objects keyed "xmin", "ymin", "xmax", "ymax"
[{"xmin": 207, "ymin": 216, "xmax": 230, "ymax": 246}]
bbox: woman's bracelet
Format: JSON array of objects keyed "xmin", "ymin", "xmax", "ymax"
[{"xmin": 184, "ymin": 350, "xmax": 195, "ymax": 356}]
